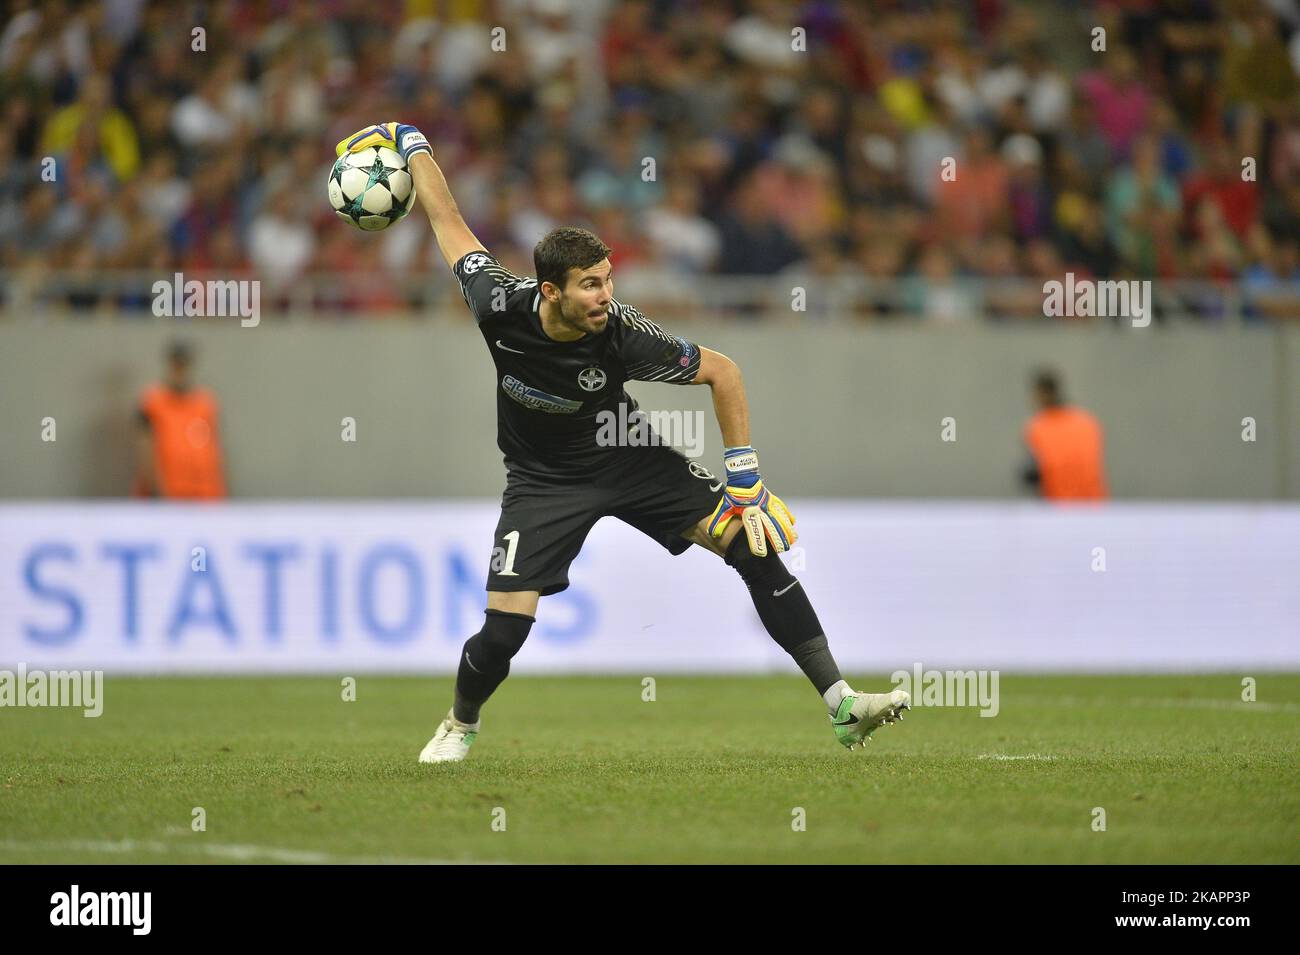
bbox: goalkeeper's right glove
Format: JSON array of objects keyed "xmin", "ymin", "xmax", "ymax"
[{"xmin": 335, "ymin": 122, "xmax": 432, "ymax": 164}]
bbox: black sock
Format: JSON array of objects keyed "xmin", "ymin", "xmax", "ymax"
[
  {"xmin": 724, "ymin": 533, "xmax": 843, "ymax": 695},
  {"xmin": 453, "ymin": 609, "xmax": 533, "ymax": 723},
  {"xmin": 788, "ymin": 635, "xmax": 844, "ymax": 697}
]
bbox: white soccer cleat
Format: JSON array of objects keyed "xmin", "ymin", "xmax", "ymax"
[
  {"xmin": 418, "ymin": 709, "xmax": 480, "ymax": 764},
  {"xmin": 831, "ymin": 688, "xmax": 911, "ymax": 750}
]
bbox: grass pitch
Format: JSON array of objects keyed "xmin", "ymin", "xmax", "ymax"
[{"xmin": 1, "ymin": 674, "xmax": 1296, "ymax": 864}]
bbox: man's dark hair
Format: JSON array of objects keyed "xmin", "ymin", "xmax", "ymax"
[
  {"xmin": 1033, "ymin": 368, "xmax": 1062, "ymax": 405},
  {"xmin": 534, "ymin": 227, "xmax": 611, "ymax": 292},
  {"xmin": 167, "ymin": 339, "xmax": 194, "ymax": 364}
]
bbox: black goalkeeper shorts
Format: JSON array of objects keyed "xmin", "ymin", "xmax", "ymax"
[{"xmin": 485, "ymin": 444, "xmax": 724, "ymax": 596}]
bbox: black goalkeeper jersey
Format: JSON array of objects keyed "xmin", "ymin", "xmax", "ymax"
[{"xmin": 453, "ymin": 250, "xmax": 703, "ymax": 476}]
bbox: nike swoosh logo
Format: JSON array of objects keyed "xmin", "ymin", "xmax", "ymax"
[
  {"xmin": 495, "ymin": 340, "xmax": 525, "ymax": 354},
  {"xmin": 709, "ymin": 481, "xmax": 724, "ymax": 492},
  {"xmin": 773, "ymin": 581, "xmax": 799, "ymax": 597}
]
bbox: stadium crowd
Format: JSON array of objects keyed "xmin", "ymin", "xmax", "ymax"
[{"xmin": 1, "ymin": 0, "xmax": 1299, "ymax": 319}]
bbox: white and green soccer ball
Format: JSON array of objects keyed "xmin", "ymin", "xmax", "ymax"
[{"xmin": 327, "ymin": 146, "xmax": 416, "ymax": 231}]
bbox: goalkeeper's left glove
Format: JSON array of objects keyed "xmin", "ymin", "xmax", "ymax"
[
  {"xmin": 705, "ymin": 446, "xmax": 797, "ymax": 556},
  {"xmin": 335, "ymin": 122, "xmax": 432, "ymax": 164}
]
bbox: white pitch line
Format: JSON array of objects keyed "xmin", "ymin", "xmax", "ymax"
[
  {"xmin": 0, "ymin": 838, "xmax": 503, "ymax": 865},
  {"xmin": 976, "ymin": 754, "xmax": 1058, "ymax": 761},
  {"xmin": 1015, "ymin": 695, "xmax": 1299, "ymax": 714}
]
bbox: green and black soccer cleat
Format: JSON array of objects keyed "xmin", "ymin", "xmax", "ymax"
[{"xmin": 831, "ymin": 689, "xmax": 911, "ymax": 750}]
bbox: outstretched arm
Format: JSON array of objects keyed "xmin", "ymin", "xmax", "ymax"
[
  {"xmin": 407, "ymin": 152, "xmax": 488, "ymax": 271},
  {"xmin": 335, "ymin": 123, "xmax": 487, "ymax": 270}
]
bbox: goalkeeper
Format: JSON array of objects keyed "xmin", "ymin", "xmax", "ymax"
[{"xmin": 336, "ymin": 124, "xmax": 911, "ymax": 762}]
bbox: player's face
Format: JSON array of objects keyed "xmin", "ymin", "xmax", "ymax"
[
  {"xmin": 559, "ymin": 260, "xmax": 613, "ymax": 335},
  {"xmin": 167, "ymin": 356, "xmax": 193, "ymax": 390}
]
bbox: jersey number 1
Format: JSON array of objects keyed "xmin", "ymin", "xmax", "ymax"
[{"xmin": 495, "ymin": 530, "xmax": 520, "ymax": 576}]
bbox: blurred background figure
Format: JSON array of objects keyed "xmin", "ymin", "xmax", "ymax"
[
  {"xmin": 134, "ymin": 339, "xmax": 227, "ymax": 499},
  {"xmin": 1021, "ymin": 369, "xmax": 1107, "ymax": 501}
]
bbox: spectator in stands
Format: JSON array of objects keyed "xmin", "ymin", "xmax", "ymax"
[
  {"xmin": 1221, "ymin": 7, "xmax": 1299, "ymax": 116},
  {"xmin": 714, "ymin": 173, "xmax": 802, "ymax": 276},
  {"xmin": 1182, "ymin": 139, "xmax": 1260, "ymax": 240},
  {"xmin": 936, "ymin": 124, "xmax": 1009, "ymax": 239},
  {"xmin": 40, "ymin": 72, "xmax": 140, "ymax": 183},
  {"xmin": 1078, "ymin": 46, "xmax": 1151, "ymax": 161},
  {"xmin": 642, "ymin": 177, "xmax": 720, "ymax": 274},
  {"xmin": 1106, "ymin": 133, "xmax": 1181, "ymax": 274},
  {"xmin": 1056, "ymin": 196, "xmax": 1119, "ymax": 279}
]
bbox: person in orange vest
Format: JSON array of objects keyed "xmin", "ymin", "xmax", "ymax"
[
  {"xmin": 134, "ymin": 341, "xmax": 228, "ymax": 499},
  {"xmin": 1022, "ymin": 370, "xmax": 1108, "ymax": 500}
]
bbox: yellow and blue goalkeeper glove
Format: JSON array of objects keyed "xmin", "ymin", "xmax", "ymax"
[
  {"xmin": 706, "ymin": 446, "xmax": 797, "ymax": 556},
  {"xmin": 335, "ymin": 122, "xmax": 432, "ymax": 164}
]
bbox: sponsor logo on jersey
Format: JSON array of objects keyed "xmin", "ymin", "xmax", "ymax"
[
  {"xmin": 501, "ymin": 375, "xmax": 583, "ymax": 414},
  {"xmin": 578, "ymin": 367, "xmax": 607, "ymax": 391},
  {"xmin": 495, "ymin": 339, "xmax": 525, "ymax": 354}
]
